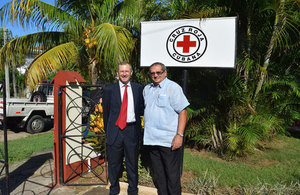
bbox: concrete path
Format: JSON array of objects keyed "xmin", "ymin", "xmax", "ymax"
[{"xmin": 0, "ymin": 148, "xmax": 193, "ymax": 195}]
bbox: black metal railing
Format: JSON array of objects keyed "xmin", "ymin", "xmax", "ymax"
[
  {"xmin": 58, "ymin": 84, "xmax": 107, "ymax": 186},
  {"xmin": 0, "ymin": 80, "xmax": 10, "ymax": 194}
]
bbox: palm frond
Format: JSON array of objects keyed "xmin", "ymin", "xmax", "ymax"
[
  {"xmin": 224, "ymin": 112, "xmax": 284, "ymax": 155},
  {"xmin": 270, "ymin": 2, "xmax": 300, "ymax": 51},
  {"xmin": 0, "ymin": 0, "xmax": 82, "ymax": 32},
  {"xmin": 187, "ymin": 107, "xmax": 206, "ymax": 121},
  {"xmin": 93, "ymin": 0, "xmax": 116, "ymax": 24},
  {"xmin": 93, "ymin": 23, "xmax": 135, "ymax": 70},
  {"xmin": 0, "ymin": 32, "xmax": 68, "ymax": 70},
  {"xmin": 113, "ymin": 0, "xmax": 143, "ymax": 28},
  {"xmin": 264, "ymin": 78, "xmax": 300, "ymax": 97},
  {"xmin": 25, "ymin": 41, "xmax": 79, "ymax": 89},
  {"xmin": 56, "ymin": 0, "xmax": 115, "ymax": 24},
  {"xmin": 187, "ymin": 6, "xmax": 229, "ymax": 19}
]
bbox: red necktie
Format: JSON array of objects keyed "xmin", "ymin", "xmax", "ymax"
[{"xmin": 115, "ymin": 84, "xmax": 128, "ymax": 130}]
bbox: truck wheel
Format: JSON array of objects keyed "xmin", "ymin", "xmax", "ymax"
[
  {"xmin": 31, "ymin": 91, "xmax": 47, "ymax": 102},
  {"xmin": 26, "ymin": 115, "xmax": 45, "ymax": 134}
]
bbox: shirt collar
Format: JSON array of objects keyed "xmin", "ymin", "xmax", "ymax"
[
  {"xmin": 119, "ymin": 81, "xmax": 131, "ymax": 88},
  {"xmin": 151, "ymin": 78, "xmax": 167, "ymax": 88}
]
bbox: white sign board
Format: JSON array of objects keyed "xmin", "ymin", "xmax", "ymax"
[{"xmin": 140, "ymin": 17, "xmax": 237, "ymax": 68}]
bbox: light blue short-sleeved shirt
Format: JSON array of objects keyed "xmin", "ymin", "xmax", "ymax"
[{"xmin": 143, "ymin": 78, "xmax": 190, "ymax": 147}]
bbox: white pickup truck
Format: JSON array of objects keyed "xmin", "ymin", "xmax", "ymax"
[
  {"xmin": 0, "ymin": 81, "xmax": 54, "ymax": 134},
  {"xmin": 0, "ymin": 98, "xmax": 54, "ymax": 134},
  {"xmin": 0, "ymin": 81, "xmax": 96, "ymax": 134}
]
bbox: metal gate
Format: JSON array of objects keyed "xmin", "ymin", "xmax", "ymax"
[
  {"xmin": 0, "ymin": 80, "xmax": 9, "ymax": 194},
  {"xmin": 57, "ymin": 84, "xmax": 107, "ymax": 186}
]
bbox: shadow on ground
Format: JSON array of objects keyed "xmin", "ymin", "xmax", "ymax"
[
  {"xmin": 0, "ymin": 152, "xmax": 54, "ymax": 194},
  {"xmin": 287, "ymin": 127, "xmax": 300, "ymax": 139}
]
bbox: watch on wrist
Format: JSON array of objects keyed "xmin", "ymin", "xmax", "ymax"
[{"xmin": 177, "ymin": 132, "xmax": 184, "ymax": 137}]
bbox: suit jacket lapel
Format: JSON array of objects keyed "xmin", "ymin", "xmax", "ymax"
[
  {"xmin": 115, "ymin": 82, "xmax": 121, "ymax": 107},
  {"xmin": 131, "ymin": 82, "xmax": 138, "ymax": 111}
]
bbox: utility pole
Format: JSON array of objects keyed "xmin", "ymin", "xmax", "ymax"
[{"xmin": 4, "ymin": 26, "xmax": 10, "ymax": 99}]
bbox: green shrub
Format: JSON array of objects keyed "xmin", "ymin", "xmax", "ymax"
[
  {"xmin": 184, "ymin": 170, "xmax": 219, "ymax": 195},
  {"xmin": 238, "ymin": 181, "xmax": 300, "ymax": 195}
]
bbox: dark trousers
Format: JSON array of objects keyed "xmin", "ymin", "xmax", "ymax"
[
  {"xmin": 148, "ymin": 146, "xmax": 182, "ymax": 195},
  {"xmin": 107, "ymin": 125, "xmax": 139, "ymax": 195}
]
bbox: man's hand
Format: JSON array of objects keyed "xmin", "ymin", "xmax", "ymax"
[{"xmin": 171, "ymin": 135, "xmax": 183, "ymax": 150}]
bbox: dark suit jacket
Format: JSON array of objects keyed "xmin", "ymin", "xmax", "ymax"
[{"xmin": 102, "ymin": 82, "xmax": 144, "ymax": 145}]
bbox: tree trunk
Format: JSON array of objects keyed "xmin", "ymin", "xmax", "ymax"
[
  {"xmin": 247, "ymin": 14, "xmax": 251, "ymax": 58},
  {"xmin": 12, "ymin": 59, "xmax": 17, "ymax": 97},
  {"xmin": 89, "ymin": 59, "xmax": 98, "ymax": 84},
  {"xmin": 253, "ymin": 0, "xmax": 285, "ymax": 101},
  {"xmin": 244, "ymin": 14, "xmax": 251, "ymax": 89},
  {"xmin": 4, "ymin": 26, "xmax": 10, "ymax": 98}
]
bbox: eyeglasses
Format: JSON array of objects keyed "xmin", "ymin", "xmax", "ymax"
[{"xmin": 150, "ymin": 71, "xmax": 164, "ymax": 76}]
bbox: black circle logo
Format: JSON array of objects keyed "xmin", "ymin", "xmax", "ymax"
[{"xmin": 166, "ymin": 26, "xmax": 208, "ymax": 63}]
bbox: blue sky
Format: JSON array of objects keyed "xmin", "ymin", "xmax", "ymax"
[{"xmin": 0, "ymin": 0, "xmax": 55, "ymax": 37}]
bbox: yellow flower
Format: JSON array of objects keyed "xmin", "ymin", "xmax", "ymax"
[{"xmin": 141, "ymin": 116, "xmax": 144, "ymax": 129}]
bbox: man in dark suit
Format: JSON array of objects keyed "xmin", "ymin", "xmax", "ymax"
[{"xmin": 102, "ymin": 62, "xmax": 144, "ymax": 195}]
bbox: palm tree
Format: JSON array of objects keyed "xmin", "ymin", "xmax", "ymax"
[
  {"xmin": 252, "ymin": 0, "xmax": 299, "ymax": 100},
  {"xmin": 0, "ymin": 27, "xmax": 13, "ymax": 47},
  {"xmin": 152, "ymin": 0, "xmax": 299, "ymax": 155},
  {"xmin": 0, "ymin": 0, "xmax": 142, "ymax": 89}
]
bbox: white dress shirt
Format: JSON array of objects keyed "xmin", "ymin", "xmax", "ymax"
[{"xmin": 119, "ymin": 81, "xmax": 135, "ymax": 123}]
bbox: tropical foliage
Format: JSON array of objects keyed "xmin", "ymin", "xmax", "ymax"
[
  {"xmin": 0, "ymin": 27, "xmax": 12, "ymax": 47},
  {"xmin": 0, "ymin": 0, "xmax": 141, "ymax": 89},
  {"xmin": 165, "ymin": 0, "xmax": 300, "ymax": 155},
  {"xmin": 0, "ymin": 0, "xmax": 299, "ymax": 156}
]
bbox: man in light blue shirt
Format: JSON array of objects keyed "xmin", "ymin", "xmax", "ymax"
[{"xmin": 143, "ymin": 62, "xmax": 189, "ymax": 195}]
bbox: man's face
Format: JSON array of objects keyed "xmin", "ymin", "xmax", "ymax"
[
  {"xmin": 150, "ymin": 64, "xmax": 167, "ymax": 86},
  {"xmin": 117, "ymin": 64, "xmax": 133, "ymax": 84}
]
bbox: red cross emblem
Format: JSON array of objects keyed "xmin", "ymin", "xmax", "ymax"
[
  {"xmin": 176, "ymin": 35, "xmax": 197, "ymax": 53},
  {"xmin": 166, "ymin": 26, "xmax": 207, "ymax": 63}
]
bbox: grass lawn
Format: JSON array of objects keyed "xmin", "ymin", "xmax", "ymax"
[
  {"xmin": 1, "ymin": 131, "xmax": 299, "ymax": 193},
  {"xmin": 0, "ymin": 131, "xmax": 54, "ymax": 163},
  {"xmin": 183, "ymin": 135, "xmax": 300, "ymax": 187}
]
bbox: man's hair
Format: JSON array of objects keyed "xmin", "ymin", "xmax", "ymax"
[
  {"xmin": 150, "ymin": 62, "xmax": 166, "ymax": 72},
  {"xmin": 118, "ymin": 61, "xmax": 132, "ymax": 71}
]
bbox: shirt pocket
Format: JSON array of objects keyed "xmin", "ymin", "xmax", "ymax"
[{"xmin": 157, "ymin": 94, "xmax": 168, "ymax": 107}]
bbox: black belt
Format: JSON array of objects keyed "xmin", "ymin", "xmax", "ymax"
[{"xmin": 127, "ymin": 122, "xmax": 136, "ymax": 126}]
